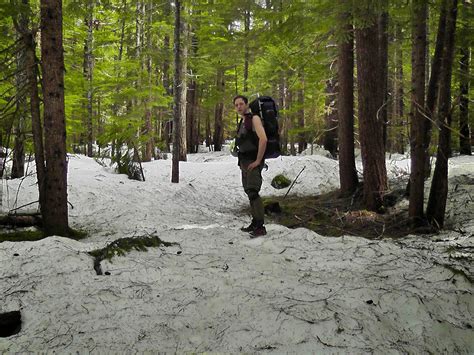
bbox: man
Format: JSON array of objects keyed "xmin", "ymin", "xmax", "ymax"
[{"xmin": 233, "ymin": 95, "xmax": 267, "ymax": 237}]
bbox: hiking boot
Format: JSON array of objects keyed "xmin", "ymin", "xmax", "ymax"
[
  {"xmin": 240, "ymin": 220, "xmax": 256, "ymax": 232},
  {"xmin": 249, "ymin": 226, "xmax": 267, "ymax": 238}
]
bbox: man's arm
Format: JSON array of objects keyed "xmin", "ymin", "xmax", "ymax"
[{"xmin": 247, "ymin": 115, "xmax": 267, "ymax": 170}]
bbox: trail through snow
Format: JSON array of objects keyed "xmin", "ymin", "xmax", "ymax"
[{"xmin": 0, "ymin": 152, "xmax": 473, "ymax": 353}]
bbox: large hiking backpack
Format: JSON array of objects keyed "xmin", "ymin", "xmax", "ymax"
[{"xmin": 249, "ymin": 96, "xmax": 281, "ymax": 159}]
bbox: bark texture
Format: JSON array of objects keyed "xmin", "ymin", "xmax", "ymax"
[
  {"xmin": 40, "ymin": 0, "xmax": 69, "ymax": 236},
  {"xmin": 426, "ymin": 0, "xmax": 458, "ymax": 228},
  {"xmin": 337, "ymin": 8, "xmax": 358, "ymax": 195},
  {"xmin": 409, "ymin": 0, "xmax": 427, "ymax": 223},
  {"xmin": 356, "ymin": 16, "xmax": 388, "ymax": 211}
]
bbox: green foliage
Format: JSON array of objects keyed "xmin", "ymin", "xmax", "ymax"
[
  {"xmin": 0, "ymin": 229, "xmax": 44, "ymax": 242},
  {"xmin": 0, "ymin": 227, "xmax": 87, "ymax": 243},
  {"xmin": 89, "ymin": 234, "xmax": 178, "ymax": 262},
  {"xmin": 271, "ymin": 174, "xmax": 291, "ymax": 189},
  {"xmin": 0, "ymin": 0, "xmax": 469, "ymax": 158}
]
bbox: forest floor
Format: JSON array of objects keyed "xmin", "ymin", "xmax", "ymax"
[{"xmin": 0, "ymin": 148, "xmax": 473, "ymax": 353}]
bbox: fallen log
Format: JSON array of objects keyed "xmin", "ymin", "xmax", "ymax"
[{"xmin": 0, "ymin": 214, "xmax": 42, "ymax": 227}]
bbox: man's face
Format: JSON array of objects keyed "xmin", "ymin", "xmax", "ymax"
[{"xmin": 234, "ymin": 98, "xmax": 248, "ymax": 116}]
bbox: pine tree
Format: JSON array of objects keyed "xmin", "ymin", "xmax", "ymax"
[
  {"xmin": 409, "ymin": 0, "xmax": 428, "ymax": 224},
  {"xmin": 40, "ymin": 0, "xmax": 69, "ymax": 236}
]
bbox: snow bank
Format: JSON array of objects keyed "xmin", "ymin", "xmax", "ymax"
[{"xmin": 0, "ymin": 152, "xmax": 473, "ymax": 353}]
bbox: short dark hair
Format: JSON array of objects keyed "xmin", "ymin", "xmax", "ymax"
[{"xmin": 233, "ymin": 95, "xmax": 248, "ymax": 104}]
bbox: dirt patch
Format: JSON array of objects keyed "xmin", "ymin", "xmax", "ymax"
[{"xmin": 263, "ymin": 187, "xmax": 436, "ymax": 239}]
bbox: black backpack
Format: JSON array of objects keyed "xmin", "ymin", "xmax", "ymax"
[{"xmin": 249, "ymin": 96, "xmax": 281, "ymax": 159}]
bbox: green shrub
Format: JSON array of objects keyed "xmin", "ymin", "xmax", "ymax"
[{"xmin": 271, "ymin": 174, "xmax": 291, "ymax": 189}]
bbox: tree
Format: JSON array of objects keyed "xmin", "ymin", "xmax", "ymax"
[
  {"xmin": 11, "ymin": 2, "xmax": 28, "ymax": 179},
  {"xmin": 172, "ymin": 0, "xmax": 183, "ymax": 183},
  {"xmin": 355, "ymin": 6, "xmax": 388, "ymax": 211},
  {"xmin": 337, "ymin": 2, "xmax": 358, "ymax": 195},
  {"xmin": 323, "ymin": 77, "xmax": 337, "ymax": 158},
  {"xmin": 424, "ymin": 0, "xmax": 448, "ymax": 176},
  {"xmin": 409, "ymin": 0, "xmax": 428, "ymax": 224},
  {"xmin": 213, "ymin": 67, "xmax": 225, "ymax": 152},
  {"xmin": 40, "ymin": 0, "xmax": 69, "ymax": 236},
  {"xmin": 84, "ymin": 0, "xmax": 94, "ymax": 157},
  {"xmin": 378, "ymin": 4, "xmax": 389, "ymax": 149},
  {"xmin": 426, "ymin": 0, "xmax": 458, "ymax": 228},
  {"xmin": 459, "ymin": 0, "xmax": 471, "ymax": 155}
]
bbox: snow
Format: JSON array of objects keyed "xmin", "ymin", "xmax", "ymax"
[{"xmin": 0, "ymin": 150, "xmax": 473, "ymax": 353}]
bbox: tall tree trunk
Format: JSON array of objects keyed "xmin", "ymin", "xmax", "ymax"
[
  {"xmin": 178, "ymin": 22, "xmax": 188, "ymax": 161},
  {"xmin": 424, "ymin": 0, "xmax": 448, "ymax": 176},
  {"xmin": 323, "ymin": 78, "xmax": 337, "ymax": 158},
  {"xmin": 12, "ymin": 6, "xmax": 28, "ymax": 179},
  {"xmin": 143, "ymin": 0, "xmax": 154, "ymax": 162},
  {"xmin": 187, "ymin": 79, "xmax": 198, "ymax": 153},
  {"xmin": 17, "ymin": 7, "xmax": 46, "ymax": 210},
  {"xmin": 355, "ymin": 12, "xmax": 388, "ymax": 211},
  {"xmin": 426, "ymin": 0, "xmax": 458, "ymax": 228},
  {"xmin": 213, "ymin": 68, "xmax": 225, "ymax": 152},
  {"xmin": 392, "ymin": 23, "xmax": 405, "ymax": 154},
  {"xmin": 205, "ymin": 111, "xmax": 212, "ymax": 149},
  {"xmin": 163, "ymin": 0, "xmax": 172, "ymax": 96},
  {"xmin": 337, "ymin": 5, "xmax": 358, "ymax": 195},
  {"xmin": 40, "ymin": 0, "xmax": 69, "ymax": 236},
  {"xmin": 378, "ymin": 7, "xmax": 389, "ymax": 149},
  {"xmin": 297, "ymin": 73, "xmax": 306, "ymax": 154},
  {"xmin": 243, "ymin": 10, "xmax": 250, "ymax": 92},
  {"xmin": 287, "ymin": 86, "xmax": 296, "ymax": 156},
  {"xmin": 171, "ymin": 0, "xmax": 182, "ymax": 182},
  {"xmin": 84, "ymin": 0, "xmax": 94, "ymax": 157},
  {"xmin": 278, "ymin": 76, "xmax": 287, "ymax": 153},
  {"xmin": 409, "ymin": 0, "xmax": 428, "ymax": 223},
  {"xmin": 459, "ymin": 0, "xmax": 471, "ymax": 155},
  {"xmin": 186, "ymin": 28, "xmax": 199, "ymax": 154}
]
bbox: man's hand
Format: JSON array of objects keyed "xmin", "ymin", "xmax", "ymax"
[{"xmin": 247, "ymin": 161, "xmax": 261, "ymax": 171}]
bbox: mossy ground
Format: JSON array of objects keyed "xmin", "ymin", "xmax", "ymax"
[
  {"xmin": 89, "ymin": 235, "xmax": 178, "ymax": 263},
  {"xmin": 262, "ymin": 188, "xmax": 435, "ymax": 239},
  {"xmin": 0, "ymin": 228, "xmax": 88, "ymax": 243}
]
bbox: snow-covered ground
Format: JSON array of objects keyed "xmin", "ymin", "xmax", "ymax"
[{"xmin": 0, "ymin": 151, "xmax": 473, "ymax": 353}]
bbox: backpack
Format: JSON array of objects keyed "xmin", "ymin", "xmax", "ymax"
[{"xmin": 249, "ymin": 96, "xmax": 281, "ymax": 159}]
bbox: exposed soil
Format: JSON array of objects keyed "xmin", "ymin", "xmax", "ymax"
[{"xmin": 263, "ymin": 185, "xmax": 437, "ymax": 239}]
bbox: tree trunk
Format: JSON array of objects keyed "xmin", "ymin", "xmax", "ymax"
[
  {"xmin": 426, "ymin": 0, "xmax": 458, "ymax": 228},
  {"xmin": 337, "ymin": 5, "xmax": 358, "ymax": 195},
  {"xmin": 297, "ymin": 73, "xmax": 306, "ymax": 154},
  {"xmin": 213, "ymin": 68, "xmax": 225, "ymax": 152},
  {"xmin": 244, "ymin": 10, "xmax": 250, "ymax": 93},
  {"xmin": 378, "ymin": 7, "xmax": 389, "ymax": 149},
  {"xmin": 287, "ymin": 87, "xmax": 296, "ymax": 156},
  {"xmin": 143, "ymin": 0, "xmax": 154, "ymax": 162},
  {"xmin": 178, "ymin": 22, "xmax": 188, "ymax": 161},
  {"xmin": 355, "ymin": 14, "xmax": 388, "ymax": 211},
  {"xmin": 163, "ymin": 0, "xmax": 172, "ymax": 96},
  {"xmin": 392, "ymin": 23, "xmax": 405, "ymax": 154},
  {"xmin": 12, "ymin": 7, "xmax": 28, "ymax": 179},
  {"xmin": 21, "ymin": 18, "xmax": 46, "ymax": 210},
  {"xmin": 187, "ymin": 79, "xmax": 198, "ymax": 153},
  {"xmin": 84, "ymin": 0, "xmax": 94, "ymax": 157},
  {"xmin": 323, "ymin": 78, "xmax": 337, "ymax": 158},
  {"xmin": 424, "ymin": 0, "xmax": 448, "ymax": 176},
  {"xmin": 278, "ymin": 76, "xmax": 287, "ymax": 153},
  {"xmin": 186, "ymin": 29, "xmax": 199, "ymax": 154},
  {"xmin": 205, "ymin": 111, "xmax": 212, "ymax": 149},
  {"xmin": 409, "ymin": 0, "xmax": 428, "ymax": 223},
  {"xmin": 40, "ymin": 0, "xmax": 69, "ymax": 236},
  {"xmin": 459, "ymin": 0, "xmax": 471, "ymax": 155},
  {"xmin": 172, "ymin": 0, "xmax": 182, "ymax": 183}
]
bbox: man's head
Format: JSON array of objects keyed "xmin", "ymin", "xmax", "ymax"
[{"xmin": 233, "ymin": 95, "xmax": 249, "ymax": 116}]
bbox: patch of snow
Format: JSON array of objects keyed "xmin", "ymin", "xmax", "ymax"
[{"xmin": 0, "ymin": 152, "xmax": 473, "ymax": 352}]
